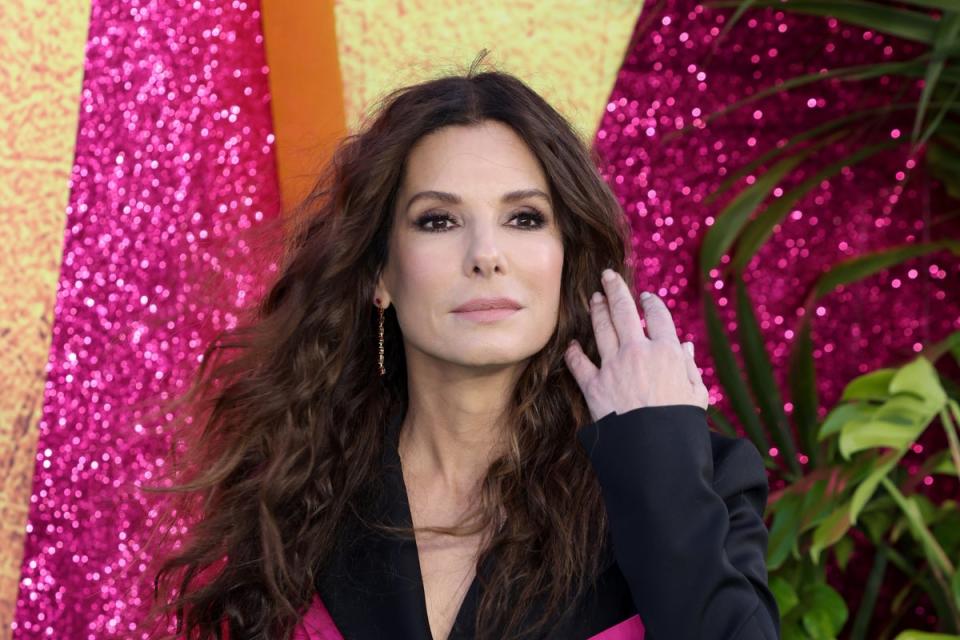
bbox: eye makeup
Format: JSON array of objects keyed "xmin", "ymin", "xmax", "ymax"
[{"xmin": 413, "ymin": 208, "xmax": 548, "ymax": 233}]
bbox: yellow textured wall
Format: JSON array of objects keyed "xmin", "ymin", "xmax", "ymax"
[
  {"xmin": 332, "ymin": 0, "xmax": 644, "ymax": 143},
  {"xmin": 0, "ymin": 1, "xmax": 92, "ymax": 636},
  {"xmin": 264, "ymin": 0, "xmax": 645, "ymax": 232}
]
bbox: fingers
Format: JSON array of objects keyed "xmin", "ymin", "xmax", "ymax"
[
  {"xmin": 600, "ymin": 269, "xmax": 681, "ymax": 345},
  {"xmin": 564, "ymin": 339, "xmax": 598, "ymax": 388},
  {"xmin": 600, "ymin": 269, "xmax": 646, "ymax": 345},
  {"xmin": 682, "ymin": 341, "xmax": 703, "ymax": 386},
  {"xmin": 637, "ymin": 290, "xmax": 681, "ymax": 344},
  {"xmin": 590, "ymin": 291, "xmax": 619, "ymax": 362}
]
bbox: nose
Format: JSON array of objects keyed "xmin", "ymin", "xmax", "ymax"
[{"xmin": 464, "ymin": 218, "xmax": 505, "ymax": 276}]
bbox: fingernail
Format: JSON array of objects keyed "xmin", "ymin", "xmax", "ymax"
[
  {"xmin": 640, "ymin": 291, "xmax": 652, "ymax": 301},
  {"xmin": 602, "ymin": 269, "xmax": 616, "ymax": 282},
  {"xmin": 591, "ymin": 291, "xmax": 603, "ymax": 305}
]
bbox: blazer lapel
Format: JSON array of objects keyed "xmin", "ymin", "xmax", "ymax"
[
  {"xmin": 314, "ymin": 407, "xmax": 434, "ymax": 639},
  {"xmin": 314, "ymin": 406, "xmax": 625, "ymax": 640}
]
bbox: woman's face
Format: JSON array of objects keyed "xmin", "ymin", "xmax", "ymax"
[{"xmin": 376, "ymin": 120, "xmax": 564, "ymax": 373}]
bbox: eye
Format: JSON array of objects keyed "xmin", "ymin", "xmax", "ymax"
[
  {"xmin": 415, "ymin": 211, "xmax": 457, "ymax": 233},
  {"xmin": 414, "ymin": 209, "xmax": 548, "ymax": 233},
  {"xmin": 511, "ymin": 209, "xmax": 547, "ymax": 229}
]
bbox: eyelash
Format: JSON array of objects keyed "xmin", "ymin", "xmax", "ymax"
[{"xmin": 414, "ymin": 209, "xmax": 548, "ymax": 233}]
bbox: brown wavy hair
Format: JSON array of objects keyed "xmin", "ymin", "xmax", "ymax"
[{"xmin": 141, "ymin": 49, "xmax": 637, "ymax": 640}]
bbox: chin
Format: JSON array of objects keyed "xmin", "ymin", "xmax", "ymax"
[{"xmin": 450, "ymin": 343, "xmax": 542, "ymax": 367}]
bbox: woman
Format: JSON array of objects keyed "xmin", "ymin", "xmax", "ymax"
[{"xmin": 145, "ymin": 51, "xmax": 780, "ymax": 640}]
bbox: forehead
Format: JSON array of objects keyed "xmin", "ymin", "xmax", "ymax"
[{"xmin": 400, "ymin": 121, "xmax": 547, "ymax": 192}]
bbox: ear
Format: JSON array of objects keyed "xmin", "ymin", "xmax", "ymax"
[{"xmin": 373, "ymin": 272, "xmax": 392, "ymax": 308}]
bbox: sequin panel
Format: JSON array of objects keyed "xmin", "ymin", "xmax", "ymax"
[{"xmin": 12, "ymin": 0, "xmax": 280, "ymax": 637}]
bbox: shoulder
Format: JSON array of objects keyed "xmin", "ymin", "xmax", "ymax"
[{"xmin": 707, "ymin": 429, "xmax": 769, "ymax": 502}]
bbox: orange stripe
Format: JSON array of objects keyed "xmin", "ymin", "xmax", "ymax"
[{"xmin": 262, "ymin": 0, "xmax": 346, "ymax": 214}]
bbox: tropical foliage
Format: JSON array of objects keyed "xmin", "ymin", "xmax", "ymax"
[{"xmin": 683, "ymin": 1, "xmax": 960, "ymax": 637}]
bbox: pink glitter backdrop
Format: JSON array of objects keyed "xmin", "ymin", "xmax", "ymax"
[
  {"xmin": 596, "ymin": 0, "xmax": 959, "ymax": 631},
  {"xmin": 600, "ymin": 0, "xmax": 958, "ymax": 425},
  {"xmin": 12, "ymin": 0, "xmax": 960, "ymax": 637},
  {"xmin": 12, "ymin": 0, "xmax": 281, "ymax": 637}
]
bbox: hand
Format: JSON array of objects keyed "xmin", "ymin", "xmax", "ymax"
[{"xmin": 563, "ymin": 268, "xmax": 709, "ymax": 422}]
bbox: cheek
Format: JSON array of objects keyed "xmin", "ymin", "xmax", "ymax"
[
  {"xmin": 519, "ymin": 246, "xmax": 564, "ymax": 324},
  {"xmin": 527, "ymin": 242, "xmax": 564, "ymax": 292},
  {"xmin": 403, "ymin": 250, "xmax": 448, "ymax": 292},
  {"xmin": 392, "ymin": 249, "xmax": 450, "ymax": 313}
]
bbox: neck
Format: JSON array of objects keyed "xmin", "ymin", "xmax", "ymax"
[{"xmin": 397, "ymin": 361, "xmax": 522, "ymax": 496}]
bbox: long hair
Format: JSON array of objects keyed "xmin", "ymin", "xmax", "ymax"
[{"xmin": 142, "ymin": 49, "xmax": 637, "ymax": 640}]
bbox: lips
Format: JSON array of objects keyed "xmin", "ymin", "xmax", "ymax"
[{"xmin": 452, "ymin": 297, "xmax": 522, "ymax": 312}]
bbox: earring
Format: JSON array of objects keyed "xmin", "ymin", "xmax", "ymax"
[{"xmin": 376, "ymin": 298, "xmax": 386, "ymax": 376}]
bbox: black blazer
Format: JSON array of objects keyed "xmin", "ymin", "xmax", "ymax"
[{"xmin": 314, "ymin": 404, "xmax": 781, "ymax": 639}]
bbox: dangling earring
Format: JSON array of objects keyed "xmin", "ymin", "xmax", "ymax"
[{"xmin": 376, "ymin": 298, "xmax": 386, "ymax": 376}]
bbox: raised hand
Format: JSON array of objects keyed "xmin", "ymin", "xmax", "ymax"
[{"xmin": 563, "ymin": 269, "xmax": 709, "ymax": 423}]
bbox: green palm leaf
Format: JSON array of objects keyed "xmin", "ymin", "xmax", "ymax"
[
  {"xmin": 700, "ymin": 138, "xmax": 832, "ymax": 277},
  {"xmin": 706, "ymin": 0, "xmax": 938, "ymax": 44},
  {"xmin": 899, "ymin": 0, "xmax": 960, "ymax": 12},
  {"xmin": 915, "ymin": 81, "xmax": 960, "ymax": 153},
  {"xmin": 788, "ymin": 318, "xmax": 821, "ymax": 466},
  {"xmin": 702, "ymin": 293, "xmax": 773, "ymax": 455},
  {"xmin": 732, "ymin": 139, "xmax": 901, "ymax": 270},
  {"xmin": 768, "ymin": 492, "xmax": 804, "ymax": 569},
  {"xmin": 664, "ymin": 56, "xmax": 931, "ymax": 143},
  {"xmin": 735, "ymin": 280, "xmax": 801, "ymax": 476},
  {"xmin": 705, "ymin": 104, "xmax": 931, "ymax": 205},
  {"xmin": 707, "ymin": 404, "xmax": 739, "ymax": 438},
  {"xmin": 811, "ymin": 241, "xmax": 960, "ymax": 299},
  {"xmin": 913, "ymin": 11, "xmax": 960, "ymax": 143},
  {"xmin": 881, "ymin": 477, "xmax": 955, "ymax": 575}
]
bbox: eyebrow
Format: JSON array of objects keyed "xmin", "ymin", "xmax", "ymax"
[{"xmin": 404, "ymin": 188, "xmax": 552, "ymax": 213}]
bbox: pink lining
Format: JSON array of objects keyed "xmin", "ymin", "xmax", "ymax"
[
  {"xmin": 292, "ymin": 594, "xmax": 644, "ymax": 639},
  {"xmin": 587, "ymin": 613, "xmax": 645, "ymax": 639},
  {"xmin": 292, "ymin": 594, "xmax": 344, "ymax": 640}
]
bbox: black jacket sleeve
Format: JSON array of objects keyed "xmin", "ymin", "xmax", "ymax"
[{"xmin": 576, "ymin": 404, "xmax": 781, "ymax": 640}]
